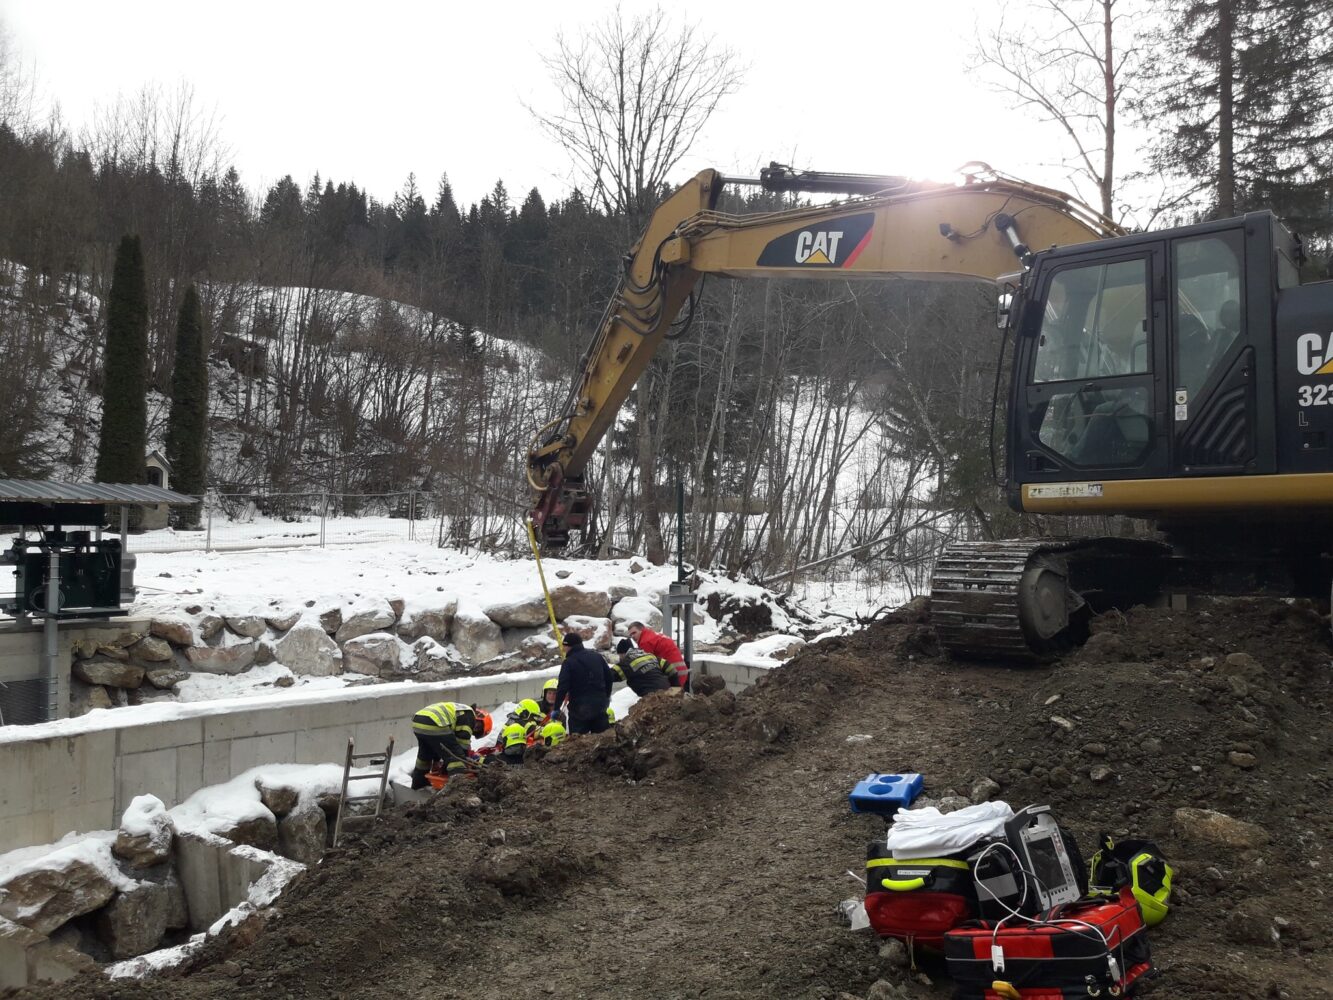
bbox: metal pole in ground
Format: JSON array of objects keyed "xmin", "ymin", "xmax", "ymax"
[
  {"xmin": 205, "ymin": 504, "xmax": 213, "ymax": 553},
  {"xmin": 409, "ymin": 490, "xmax": 416, "ymax": 542},
  {"xmin": 320, "ymin": 491, "xmax": 329, "ymax": 548},
  {"xmin": 677, "ymin": 479, "xmax": 685, "ymax": 584},
  {"xmin": 42, "ymin": 532, "xmax": 60, "ymax": 721}
]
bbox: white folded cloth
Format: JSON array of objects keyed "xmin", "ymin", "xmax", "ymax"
[{"xmin": 884, "ymin": 800, "xmax": 1014, "ymax": 859}]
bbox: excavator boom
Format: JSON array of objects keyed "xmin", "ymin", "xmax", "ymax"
[{"xmin": 528, "ymin": 163, "xmax": 1120, "ymax": 546}]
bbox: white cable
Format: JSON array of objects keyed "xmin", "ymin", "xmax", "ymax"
[{"xmin": 970, "ymin": 841, "xmax": 1113, "ymax": 962}]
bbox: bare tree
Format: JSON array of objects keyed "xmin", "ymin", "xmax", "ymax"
[
  {"xmin": 0, "ymin": 18, "xmax": 39, "ymax": 138},
  {"xmin": 533, "ymin": 5, "xmax": 744, "ymax": 563},
  {"xmin": 534, "ymin": 5, "xmax": 744, "ymax": 234},
  {"xmin": 973, "ymin": 0, "xmax": 1141, "ymax": 219}
]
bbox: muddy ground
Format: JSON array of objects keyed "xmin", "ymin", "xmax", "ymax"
[{"xmin": 17, "ymin": 598, "xmax": 1333, "ymax": 999}]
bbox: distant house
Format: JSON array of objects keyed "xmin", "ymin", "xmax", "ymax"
[{"xmin": 142, "ymin": 451, "xmax": 172, "ymax": 529}]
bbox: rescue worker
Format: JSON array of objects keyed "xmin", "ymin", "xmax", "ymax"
[
  {"xmin": 503, "ymin": 698, "xmax": 545, "ymax": 740},
  {"xmin": 627, "ymin": 621, "xmax": 688, "ymax": 691},
  {"xmin": 410, "ymin": 701, "xmax": 487, "ymax": 789},
  {"xmin": 498, "ymin": 722, "xmax": 529, "ymax": 765},
  {"xmin": 613, "ymin": 638, "xmax": 673, "ymax": 696},
  {"xmin": 551, "ymin": 632, "xmax": 616, "ymax": 734},
  {"xmin": 539, "ymin": 677, "xmax": 561, "ymax": 721},
  {"xmin": 540, "ymin": 720, "xmax": 567, "ymax": 746}
]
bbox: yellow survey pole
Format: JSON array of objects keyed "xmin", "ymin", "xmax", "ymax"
[{"xmin": 525, "ymin": 518, "xmax": 564, "ymax": 646}]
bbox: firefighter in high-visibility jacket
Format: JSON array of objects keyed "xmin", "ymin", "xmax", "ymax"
[
  {"xmin": 497, "ymin": 722, "xmax": 529, "ymax": 765},
  {"xmin": 410, "ymin": 701, "xmax": 485, "ymax": 789},
  {"xmin": 613, "ymin": 639, "xmax": 673, "ymax": 697},
  {"xmin": 539, "ymin": 677, "xmax": 564, "ymax": 724}
]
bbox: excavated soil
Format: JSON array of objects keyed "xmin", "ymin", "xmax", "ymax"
[{"xmin": 16, "ymin": 597, "xmax": 1333, "ymax": 1000}]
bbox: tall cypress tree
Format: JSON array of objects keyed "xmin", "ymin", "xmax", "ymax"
[
  {"xmin": 94, "ymin": 235, "xmax": 149, "ymax": 485},
  {"xmin": 164, "ymin": 284, "xmax": 208, "ymax": 526}
]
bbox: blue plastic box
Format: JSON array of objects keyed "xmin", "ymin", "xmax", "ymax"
[{"xmin": 848, "ymin": 772, "xmax": 924, "ymax": 815}]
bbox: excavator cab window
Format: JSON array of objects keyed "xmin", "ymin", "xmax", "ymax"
[
  {"xmin": 1033, "ymin": 259, "xmax": 1148, "ymax": 383},
  {"xmin": 1029, "ymin": 257, "xmax": 1153, "ymax": 469},
  {"xmin": 1172, "ymin": 231, "xmax": 1244, "ymax": 406}
]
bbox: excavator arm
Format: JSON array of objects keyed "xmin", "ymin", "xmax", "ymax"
[{"xmin": 527, "ymin": 163, "xmax": 1123, "ymax": 547}]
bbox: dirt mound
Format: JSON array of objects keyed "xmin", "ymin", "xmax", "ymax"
[{"xmin": 15, "ymin": 598, "xmax": 1333, "ymax": 999}]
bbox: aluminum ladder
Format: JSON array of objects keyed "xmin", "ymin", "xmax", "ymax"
[{"xmin": 331, "ymin": 736, "xmax": 395, "ymax": 847}]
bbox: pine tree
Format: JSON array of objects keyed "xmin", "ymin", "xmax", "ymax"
[
  {"xmin": 1139, "ymin": 0, "xmax": 1333, "ymax": 237},
  {"xmin": 164, "ymin": 284, "xmax": 208, "ymax": 526},
  {"xmin": 95, "ymin": 234, "xmax": 149, "ymax": 485}
]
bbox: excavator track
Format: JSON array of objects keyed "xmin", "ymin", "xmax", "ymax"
[{"xmin": 930, "ymin": 537, "xmax": 1167, "ymax": 661}]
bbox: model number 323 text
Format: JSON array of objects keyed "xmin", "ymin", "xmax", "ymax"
[{"xmin": 1298, "ymin": 384, "xmax": 1333, "ymax": 406}]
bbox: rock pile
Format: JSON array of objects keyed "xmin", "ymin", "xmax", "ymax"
[{"xmin": 70, "ymin": 576, "xmax": 779, "ymax": 717}]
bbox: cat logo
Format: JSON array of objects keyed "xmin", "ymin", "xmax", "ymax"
[
  {"xmin": 1296, "ymin": 332, "xmax": 1333, "ymax": 375},
  {"xmin": 757, "ymin": 212, "xmax": 875, "ymax": 268},
  {"xmin": 795, "ymin": 230, "xmax": 844, "ymax": 265}
]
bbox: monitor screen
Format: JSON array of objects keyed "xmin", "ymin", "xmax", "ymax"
[{"xmin": 1021, "ymin": 828, "xmax": 1079, "ymax": 907}]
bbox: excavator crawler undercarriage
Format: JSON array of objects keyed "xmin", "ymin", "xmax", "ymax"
[{"xmin": 929, "ymin": 538, "xmax": 1169, "ymax": 660}]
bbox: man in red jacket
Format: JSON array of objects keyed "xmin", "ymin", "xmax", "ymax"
[{"xmin": 627, "ymin": 621, "xmax": 688, "ymax": 691}]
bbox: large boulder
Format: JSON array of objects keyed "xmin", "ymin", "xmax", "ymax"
[
  {"xmin": 0, "ymin": 916, "xmax": 43, "ymax": 988},
  {"xmin": 96, "ymin": 879, "xmax": 172, "ymax": 959},
  {"xmin": 256, "ymin": 780, "xmax": 299, "ymax": 817},
  {"xmin": 150, "ymin": 617, "xmax": 194, "ymax": 647},
  {"xmin": 342, "ymin": 633, "xmax": 402, "ymax": 677},
  {"xmin": 0, "ymin": 846, "xmax": 118, "ymax": 934},
  {"xmin": 563, "ymin": 616, "xmax": 613, "ymax": 651},
  {"xmin": 277, "ymin": 806, "xmax": 327, "ymax": 866},
  {"xmin": 70, "ymin": 681, "xmax": 113, "ymax": 716},
  {"xmin": 145, "ymin": 668, "xmax": 188, "ymax": 690},
  {"xmin": 183, "ymin": 641, "xmax": 257, "ymax": 676},
  {"xmin": 277, "ymin": 624, "xmax": 342, "ymax": 677},
  {"xmin": 113, "ymin": 795, "xmax": 173, "ymax": 868},
  {"xmin": 483, "ymin": 595, "xmax": 549, "ymax": 628},
  {"xmin": 551, "ymin": 585, "xmax": 612, "ymax": 619},
  {"xmin": 318, "ymin": 608, "xmax": 343, "ymax": 635},
  {"xmin": 607, "ymin": 582, "xmax": 637, "ymax": 602},
  {"xmin": 397, "ymin": 599, "xmax": 457, "ymax": 642},
  {"xmin": 225, "ymin": 616, "xmax": 267, "ymax": 639},
  {"xmin": 452, "ymin": 608, "xmax": 504, "ymax": 662},
  {"xmin": 501, "ymin": 625, "xmax": 552, "ymax": 653},
  {"xmin": 611, "ymin": 596, "xmax": 663, "ymax": 630},
  {"xmin": 197, "ymin": 615, "xmax": 225, "ymax": 642},
  {"xmin": 213, "ymin": 813, "xmax": 279, "ymax": 852},
  {"xmin": 266, "ymin": 611, "xmax": 300, "ymax": 633},
  {"xmin": 411, "ymin": 637, "xmax": 459, "ymax": 674},
  {"xmin": 128, "ymin": 636, "xmax": 174, "ymax": 663},
  {"xmin": 72, "ymin": 658, "xmax": 144, "ymax": 689},
  {"xmin": 335, "ymin": 604, "xmax": 397, "ymax": 644}
]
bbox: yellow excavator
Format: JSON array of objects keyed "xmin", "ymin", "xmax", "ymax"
[{"xmin": 527, "ymin": 163, "xmax": 1326, "ymax": 658}]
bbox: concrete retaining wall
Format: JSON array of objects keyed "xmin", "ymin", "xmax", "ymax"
[{"xmin": 0, "ymin": 654, "xmax": 774, "ymax": 855}]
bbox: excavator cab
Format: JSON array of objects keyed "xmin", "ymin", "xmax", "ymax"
[{"xmin": 1007, "ymin": 212, "xmax": 1308, "ymax": 515}]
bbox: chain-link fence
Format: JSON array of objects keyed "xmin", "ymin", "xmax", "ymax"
[{"xmin": 131, "ymin": 491, "xmax": 440, "ymax": 554}]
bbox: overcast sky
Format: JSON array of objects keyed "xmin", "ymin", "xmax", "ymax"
[{"xmin": 3, "ymin": 0, "xmax": 1111, "ymax": 210}]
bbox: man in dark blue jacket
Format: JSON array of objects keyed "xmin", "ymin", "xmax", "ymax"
[{"xmin": 552, "ymin": 633, "xmax": 616, "ymax": 734}]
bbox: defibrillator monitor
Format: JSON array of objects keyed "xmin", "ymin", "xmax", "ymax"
[{"xmin": 1007, "ymin": 805, "xmax": 1081, "ymax": 910}]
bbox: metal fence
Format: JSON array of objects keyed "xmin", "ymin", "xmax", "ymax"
[{"xmin": 131, "ymin": 491, "xmax": 439, "ymax": 554}]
